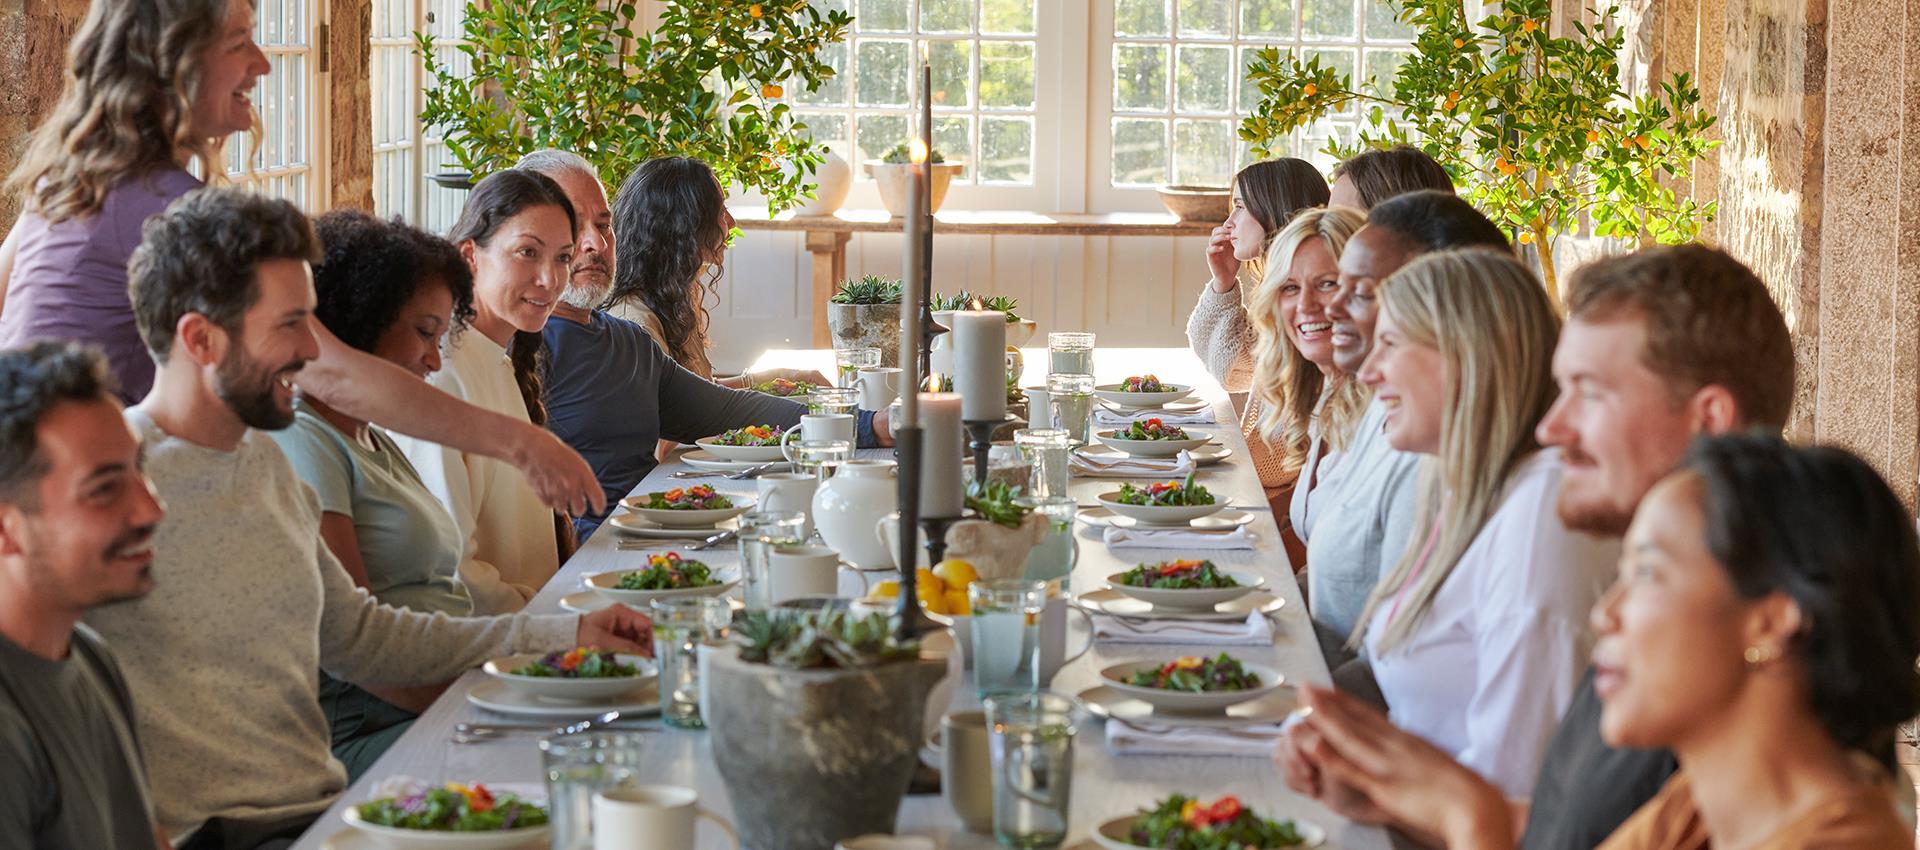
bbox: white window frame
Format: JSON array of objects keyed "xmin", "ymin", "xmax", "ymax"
[
  {"xmin": 224, "ymin": 0, "xmax": 328, "ymax": 211},
  {"xmin": 371, "ymin": 0, "xmax": 471, "ymax": 232}
]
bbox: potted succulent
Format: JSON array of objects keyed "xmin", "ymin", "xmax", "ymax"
[
  {"xmin": 826, "ymin": 275, "xmax": 904, "ymax": 366},
  {"xmin": 705, "ymin": 612, "xmax": 949, "ymax": 850},
  {"xmin": 865, "ymin": 143, "xmax": 966, "ymax": 217},
  {"xmin": 945, "ymin": 480, "xmax": 1050, "ymax": 581}
]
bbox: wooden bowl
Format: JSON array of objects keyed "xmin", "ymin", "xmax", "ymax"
[{"xmin": 1157, "ymin": 185, "xmax": 1231, "ymax": 222}]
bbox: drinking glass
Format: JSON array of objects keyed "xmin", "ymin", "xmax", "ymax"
[
  {"xmin": 807, "ymin": 387, "xmax": 860, "ymax": 416},
  {"xmin": 787, "ymin": 438, "xmax": 852, "ymax": 480},
  {"xmin": 985, "ymin": 691, "xmax": 1083, "ymax": 850},
  {"xmin": 1013, "ymin": 428, "xmax": 1071, "ymax": 499},
  {"xmin": 1046, "ymin": 332, "xmax": 1094, "ymax": 376},
  {"xmin": 1014, "ymin": 496, "xmax": 1077, "ymax": 585},
  {"xmin": 1045, "ymin": 374, "xmax": 1095, "ymax": 446},
  {"xmin": 737, "ymin": 510, "xmax": 806, "ymax": 611},
  {"xmin": 969, "ymin": 579, "xmax": 1046, "ymax": 699},
  {"xmin": 650, "ymin": 597, "xmax": 732, "ymax": 729},
  {"xmin": 540, "ymin": 731, "xmax": 645, "ymax": 850},
  {"xmin": 833, "ymin": 346, "xmax": 882, "ymax": 388}
]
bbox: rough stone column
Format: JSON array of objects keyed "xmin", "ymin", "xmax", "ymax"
[
  {"xmin": 329, "ymin": 0, "xmax": 373, "ymax": 211},
  {"xmin": 0, "ymin": 0, "xmax": 89, "ymax": 233}
]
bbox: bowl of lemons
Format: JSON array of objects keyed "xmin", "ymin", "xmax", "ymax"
[{"xmin": 861, "ymin": 559, "xmax": 980, "ymax": 656}]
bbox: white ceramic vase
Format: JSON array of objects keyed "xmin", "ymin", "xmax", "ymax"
[
  {"xmin": 812, "ymin": 460, "xmax": 899, "ymax": 570},
  {"xmin": 795, "ymin": 148, "xmax": 852, "ymax": 216}
]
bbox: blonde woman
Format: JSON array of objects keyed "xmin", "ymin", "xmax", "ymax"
[
  {"xmin": 1244, "ymin": 207, "xmax": 1369, "ymax": 545},
  {"xmin": 1352, "ymin": 249, "xmax": 1619, "ymax": 798}
]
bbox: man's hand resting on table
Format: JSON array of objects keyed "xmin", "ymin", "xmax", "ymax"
[{"xmin": 577, "ymin": 605, "xmax": 654, "ymax": 656}]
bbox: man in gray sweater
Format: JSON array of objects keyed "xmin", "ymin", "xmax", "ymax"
[{"xmin": 86, "ymin": 187, "xmax": 654, "ymax": 849}]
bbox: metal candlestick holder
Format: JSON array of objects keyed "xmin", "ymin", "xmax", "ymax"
[
  {"xmin": 891, "ymin": 427, "xmax": 939, "ymax": 639},
  {"xmin": 964, "ymin": 416, "xmax": 1017, "ymax": 486}
]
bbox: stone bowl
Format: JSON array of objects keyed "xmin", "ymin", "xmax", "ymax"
[{"xmin": 1156, "ymin": 185, "xmax": 1231, "ymax": 222}]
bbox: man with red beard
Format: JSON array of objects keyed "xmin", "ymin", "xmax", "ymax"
[{"xmin": 1275, "ymin": 244, "xmax": 1794, "ymax": 850}]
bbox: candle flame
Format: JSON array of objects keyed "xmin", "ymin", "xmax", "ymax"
[
  {"xmin": 968, "ymin": 297, "xmax": 985, "ymax": 310},
  {"xmin": 909, "ymin": 138, "xmax": 929, "ymax": 165},
  {"xmin": 925, "ymin": 371, "xmax": 943, "ymax": 392}
]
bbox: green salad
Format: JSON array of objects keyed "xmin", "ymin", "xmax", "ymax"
[
  {"xmin": 615, "ymin": 552, "xmax": 718, "ymax": 590},
  {"xmin": 1120, "ymin": 418, "xmax": 1189, "ymax": 441},
  {"xmin": 1115, "ymin": 474, "xmax": 1214, "ymax": 507},
  {"xmin": 1117, "ymin": 559, "xmax": 1239, "ymax": 589},
  {"xmin": 713, "ymin": 425, "xmax": 783, "ymax": 446},
  {"xmin": 1126, "ymin": 795, "xmax": 1305, "ymax": 850},
  {"xmin": 356, "ymin": 783, "xmax": 549, "ymax": 832},
  {"xmin": 750, "ymin": 378, "xmax": 816, "ymax": 397},
  {"xmin": 640, "ymin": 485, "xmax": 733, "ymax": 510},
  {"xmin": 1121, "ymin": 374, "xmax": 1171, "ymax": 393},
  {"xmin": 511, "ymin": 647, "xmax": 641, "ymax": 678},
  {"xmin": 1123, "ymin": 653, "xmax": 1262, "ymax": 692}
]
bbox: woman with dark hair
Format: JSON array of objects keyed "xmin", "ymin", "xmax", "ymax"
[
  {"xmin": 394, "ymin": 169, "xmax": 577, "ymax": 613},
  {"xmin": 1328, "ymin": 144, "xmax": 1455, "ymax": 209},
  {"xmin": 1591, "ymin": 436, "xmax": 1920, "ymax": 849},
  {"xmin": 267, "ymin": 210, "xmax": 479, "ymax": 777},
  {"xmin": 1186, "ymin": 158, "xmax": 1331, "ymax": 403}
]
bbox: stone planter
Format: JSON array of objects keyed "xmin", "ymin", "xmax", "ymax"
[
  {"xmin": 865, "ymin": 161, "xmax": 966, "ymax": 216},
  {"xmin": 826, "ymin": 302, "xmax": 903, "ymax": 366},
  {"xmin": 706, "ymin": 646, "xmax": 951, "ymax": 850},
  {"xmin": 944, "ymin": 513, "xmax": 1050, "ymax": 581}
]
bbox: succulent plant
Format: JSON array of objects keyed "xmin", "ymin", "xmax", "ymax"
[
  {"xmin": 930, "ymin": 291, "xmax": 1020, "ymax": 322},
  {"xmin": 966, "ymin": 479, "xmax": 1033, "ymax": 529},
  {"xmin": 735, "ymin": 611, "xmax": 920, "ymax": 670},
  {"xmin": 881, "ymin": 142, "xmax": 946, "ymax": 164},
  {"xmin": 830, "ymin": 275, "xmax": 904, "ymax": 305}
]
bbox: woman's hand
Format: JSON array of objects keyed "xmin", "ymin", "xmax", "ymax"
[
  {"xmin": 1206, "ymin": 223, "xmax": 1240, "ymax": 293},
  {"xmin": 577, "ymin": 604, "xmax": 654, "ymax": 656},
  {"xmin": 508, "ymin": 425, "xmax": 608, "ymax": 518},
  {"xmin": 769, "ymin": 367, "xmax": 832, "ymax": 388}
]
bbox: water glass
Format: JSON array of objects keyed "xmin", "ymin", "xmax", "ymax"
[
  {"xmin": 540, "ymin": 731, "xmax": 645, "ymax": 850},
  {"xmin": 1045, "ymin": 374, "xmax": 1095, "ymax": 446},
  {"xmin": 969, "ymin": 579, "xmax": 1046, "ymax": 699},
  {"xmin": 807, "ymin": 387, "xmax": 860, "ymax": 416},
  {"xmin": 650, "ymin": 597, "xmax": 732, "ymax": 729},
  {"xmin": 1014, "ymin": 496, "xmax": 1077, "ymax": 585},
  {"xmin": 1046, "ymin": 332, "xmax": 1094, "ymax": 376},
  {"xmin": 1013, "ymin": 428, "xmax": 1071, "ymax": 499},
  {"xmin": 737, "ymin": 510, "xmax": 807, "ymax": 611},
  {"xmin": 985, "ymin": 691, "xmax": 1083, "ymax": 850},
  {"xmin": 834, "ymin": 347, "xmax": 882, "ymax": 388},
  {"xmin": 787, "ymin": 438, "xmax": 852, "ymax": 480}
]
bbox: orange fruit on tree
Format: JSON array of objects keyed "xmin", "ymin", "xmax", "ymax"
[
  {"xmin": 1301, "ymin": 83, "xmax": 1318, "ymax": 97},
  {"xmin": 1452, "ymin": 38, "xmax": 1465, "ymax": 48},
  {"xmin": 762, "ymin": 83, "xmax": 784, "ymax": 99},
  {"xmin": 1518, "ymin": 230, "xmax": 1535, "ymax": 245},
  {"xmin": 1586, "ymin": 129, "xmax": 1600, "ymax": 144},
  {"xmin": 1521, "ymin": 19, "xmax": 1539, "ymax": 33},
  {"xmin": 749, "ymin": 4, "xmax": 764, "ymax": 17}
]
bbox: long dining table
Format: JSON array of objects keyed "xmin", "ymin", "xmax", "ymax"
[{"xmin": 290, "ymin": 347, "xmax": 1395, "ymax": 850}]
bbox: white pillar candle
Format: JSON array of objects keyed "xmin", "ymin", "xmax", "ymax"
[
  {"xmin": 919, "ymin": 392, "xmax": 966, "ymax": 518},
  {"xmin": 951, "ymin": 310, "xmax": 1007, "ymax": 421}
]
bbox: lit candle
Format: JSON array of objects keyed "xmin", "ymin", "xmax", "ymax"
[
  {"xmin": 919, "ymin": 392, "xmax": 965, "ymax": 518},
  {"xmin": 899, "ymin": 150, "xmax": 922, "ymax": 428},
  {"xmin": 951, "ymin": 310, "xmax": 1008, "ymax": 421}
]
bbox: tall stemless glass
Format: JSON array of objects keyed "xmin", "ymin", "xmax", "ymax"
[
  {"xmin": 650, "ymin": 597, "xmax": 732, "ymax": 729},
  {"xmin": 1013, "ymin": 428, "xmax": 1071, "ymax": 499},
  {"xmin": 833, "ymin": 346, "xmax": 882, "ymax": 388},
  {"xmin": 1045, "ymin": 373, "xmax": 1095, "ymax": 446},
  {"xmin": 539, "ymin": 731, "xmax": 645, "ymax": 850},
  {"xmin": 737, "ymin": 510, "xmax": 806, "ymax": 611},
  {"xmin": 1014, "ymin": 495, "xmax": 1077, "ymax": 585},
  {"xmin": 1046, "ymin": 332, "xmax": 1095, "ymax": 376},
  {"xmin": 787, "ymin": 438, "xmax": 853, "ymax": 480},
  {"xmin": 985, "ymin": 691, "xmax": 1083, "ymax": 850},
  {"xmin": 969, "ymin": 579, "xmax": 1047, "ymax": 698},
  {"xmin": 807, "ymin": 387, "xmax": 860, "ymax": 416}
]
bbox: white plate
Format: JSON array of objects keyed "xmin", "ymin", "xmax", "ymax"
[
  {"xmin": 694, "ymin": 435, "xmax": 788, "ymax": 463},
  {"xmin": 679, "ymin": 450, "xmax": 779, "ymax": 472},
  {"xmin": 1077, "ymin": 506, "xmax": 1254, "ymax": 531},
  {"xmin": 1092, "ymin": 813, "xmax": 1324, "ymax": 850},
  {"xmin": 558, "ymin": 590, "xmax": 741, "ymax": 616},
  {"xmin": 604, "ymin": 512, "xmax": 740, "ymax": 539},
  {"xmin": 1072, "ymin": 588, "xmax": 1286, "ymax": 622},
  {"xmin": 467, "ymin": 678, "xmax": 660, "ymax": 719},
  {"xmin": 617, "ymin": 494, "xmax": 755, "ymax": 529},
  {"xmin": 324, "ymin": 825, "xmax": 550, "ymax": 850},
  {"xmin": 340, "ymin": 783, "xmax": 551, "ymax": 850},
  {"xmin": 1092, "ymin": 429, "xmax": 1213, "ymax": 458},
  {"xmin": 1074, "ymin": 443, "xmax": 1233, "ymax": 467},
  {"xmin": 482, "ymin": 653, "xmax": 658, "ymax": 703},
  {"xmin": 1092, "ymin": 383, "xmax": 1195, "ymax": 409},
  {"xmin": 1093, "ymin": 492, "xmax": 1232, "ymax": 527},
  {"xmin": 1104, "ymin": 568, "xmax": 1266, "ymax": 610},
  {"xmin": 584, "ymin": 567, "xmax": 741, "ymax": 607},
  {"xmin": 1098, "ymin": 659, "xmax": 1285, "ymax": 713}
]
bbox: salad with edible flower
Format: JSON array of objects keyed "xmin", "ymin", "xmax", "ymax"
[
  {"xmin": 1117, "ymin": 559, "xmax": 1238, "ymax": 589},
  {"xmin": 511, "ymin": 647, "xmax": 640, "ymax": 679},
  {"xmin": 713, "ymin": 425, "xmax": 783, "ymax": 446},
  {"xmin": 640, "ymin": 485, "xmax": 733, "ymax": 511},
  {"xmin": 1120, "ymin": 418, "xmax": 1189, "ymax": 441},
  {"xmin": 750, "ymin": 378, "xmax": 817, "ymax": 397},
  {"xmin": 1123, "ymin": 653, "xmax": 1261, "ymax": 692},
  {"xmin": 1121, "ymin": 375, "xmax": 1171, "ymax": 393},
  {"xmin": 356, "ymin": 782, "xmax": 550, "ymax": 832},
  {"xmin": 1115, "ymin": 474, "xmax": 1214, "ymax": 507},
  {"xmin": 1126, "ymin": 794, "xmax": 1306, "ymax": 850},
  {"xmin": 615, "ymin": 552, "xmax": 718, "ymax": 590}
]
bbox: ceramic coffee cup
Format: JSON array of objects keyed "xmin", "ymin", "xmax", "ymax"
[
  {"xmin": 781, "ymin": 414, "xmax": 857, "ymax": 462},
  {"xmin": 768, "ymin": 544, "xmax": 869, "ymax": 603},
  {"xmin": 592, "ymin": 784, "xmax": 737, "ymax": 850},
  {"xmin": 756, "ymin": 473, "xmax": 820, "ymax": 537},
  {"xmin": 937, "ymin": 710, "xmax": 994, "ymax": 833},
  {"xmin": 857, "ymin": 367, "xmax": 903, "ymax": 411}
]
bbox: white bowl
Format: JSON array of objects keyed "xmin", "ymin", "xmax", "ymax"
[
  {"xmin": 1093, "ymin": 813, "xmax": 1325, "ymax": 850},
  {"xmin": 1095, "ymin": 490, "xmax": 1229, "ymax": 526},
  {"xmin": 1093, "ymin": 428, "xmax": 1212, "ymax": 458},
  {"xmin": 1093, "ymin": 383, "xmax": 1195, "ymax": 409},
  {"xmin": 1099, "ymin": 659, "xmax": 1284, "ymax": 713},
  {"xmin": 618, "ymin": 494, "xmax": 755, "ymax": 529},
  {"xmin": 1105, "ymin": 568, "xmax": 1265, "ymax": 610},
  {"xmin": 694, "ymin": 435, "xmax": 787, "ymax": 462},
  {"xmin": 341, "ymin": 806, "xmax": 550, "ymax": 850},
  {"xmin": 585, "ymin": 567, "xmax": 740, "ymax": 607},
  {"xmin": 482, "ymin": 652, "xmax": 656, "ymax": 703}
]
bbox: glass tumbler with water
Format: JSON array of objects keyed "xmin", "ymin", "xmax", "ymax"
[
  {"xmin": 1047, "ymin": 332, "xmax": 1095, "ymax": 376},
  {"xmin": 969, "ymin": 579, "xmax": 1046, "ymax": 698},
  {"xmin": 651, "ymin": 596, "xmax": 732, "ymax": 729},
  {"xmin": 807, "ymin": 386, "xmax": 860, "ymax": 416},
  {"xmin": 1014, "ymin": 496, "xmax": 1077, "ymax": 585},
  {"xmin": 984, "ymin": 691, "xmax": 1083, "ymax": 850},
  {"xmin": 834, "ymin": 346, "xmax": 882, "ymax": 388},
  {"xmin": 787, "ymin": 438, "xmax": 852, "ymax": 481},
  {"xmin": 737, "ymin": 510, "xmax": 806, "ymax": 610},
  {"xmin": 539, "ymin": 731, "xmax": 645, "ymax": 850},
  {"xmin": 1013, "ymin": 428, "xmax": 1071, "ymax": 499},
  {"xmin": 1045, "ymin": 373, "xmax": 1095, "ymax": 446}
]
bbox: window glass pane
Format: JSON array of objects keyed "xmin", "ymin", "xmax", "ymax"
[
  {"xmin": 920, "ymin": 0, "xmax": 970, "ymax": 33},
  {"xmin": 856, "ymin": 0, "xmax": 908, "ymax": 31},
  {"xmin": 980, "ymin": 0, "xmax": 1034, "ymax": 34},
  {"xmin": 1175, "ymin": 44, "xmax": 1231, "ymax": 112},
  {"xmin": 928, "ymin": 40, "xmax": 974, "ymax": 108},
  {"xmin": 1240, "ymin": 0, "xmax": 1295, "ymax": 38},
  {"xmin": 796, "ymin": 42, "xmax": 848, "ymax": 105},
  {"xmin": 1305, "ymin": 47, "xmax": 1355, "ymax": 115},
  {"xmin": 811, "ymin": 0, "xmax": 850, "ymax": 13},
  {"xmin": 1176, "ymin": 0, "xmax": 1229, "ymax": 36},
  {"xmin": 1300, "ymin": 0, "xmax": 1357, "ymax": 38},
  {"xmin": 1173, "ymin": 118, "xmax": 1232, "ymax": 186},
  {"xmin": 798, "ymin": 112, "xmax": 849, "ymax": 148},
  {"xmin": 1299, "ymin": 121, "xmax": 1347, "ymax": 170},
  {"xmin": 1111, "ymin": 118, "xmax": 1168, "ymax": 185},
  {"xmin": 1363, "ymin": 48, "xmax": 1410, "ymax": 101},
  {"xmin": 934, "ymin": 114, "xmax": 972, "ymax": 172},
  {"xmin": 1366, "ymin": 0, "xmax": 1415, "ymax": 39},
  {"xmin": 1114, "ymin": 0, "xmax": 1169, "ymax": 36},
  {"xmin": 980, "ymin": 116, "xmax": 1033, "ymax": 182},
  {"xmin": 1113, "ymin": 44, "xmax": 1169, "ymax": 111},
  {"xmin": 855, "ymin": 113, "xmax": 909, "ymax": 165},
  {"xmin": 856, "ymin": 39, "xmax": 910, "ymax": 106},
  {"xmin": 978, "ymin": 42, "xmax": 1035, "ymax": 109}
]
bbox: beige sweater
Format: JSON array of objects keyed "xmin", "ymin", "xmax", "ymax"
[{"xmin": 1188, "ymin": 283, "xmax": 1287, "ymax": 490}]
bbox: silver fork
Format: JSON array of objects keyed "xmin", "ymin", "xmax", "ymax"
[{"xmin": 615, "ymin": 529, "xmax": 737, "ymax": 552}]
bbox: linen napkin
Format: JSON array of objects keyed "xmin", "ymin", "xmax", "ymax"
[
  {"xmin": 1091, "ymin": 610, "xmax": 1275, "ymax": 645},
  {"xmin": 1093, "ymin": 407, "xmax": 1218, "ymax": 427},
  {"xmin": 1105, "ymin": 718, "xmax": 1288, "ymax": 757},
  {"xmin": 1102, "ymin": 524, "xmax": 1256, "ymax": 550},
  {"xmin": 1070, "ymin": 449, "xmax": 1197, "ymax": 478}
]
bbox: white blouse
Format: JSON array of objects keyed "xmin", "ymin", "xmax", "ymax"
[{"xmin": 1362, "ymin": 449, "xmax": 1619, "ymax": 799}]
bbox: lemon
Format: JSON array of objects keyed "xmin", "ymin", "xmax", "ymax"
[
  {"xmin": 915, "ymin": 568, "xmax": 946, "ymax": 595},
  {"xmin": 933, "ymin": 559, "xmax": 978, "ymax": 589},
  {"xmin": 870, "ymin": 580, "xmax": 901, "ymax": 600},
  {"xmin": 944, "ymin": 589, "xmax": 971, "ymax": 616},
  {"xmin": 921, "ymin": 587, "xmax": 949, "ymax": 615}
]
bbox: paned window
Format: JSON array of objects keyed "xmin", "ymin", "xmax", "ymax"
[
  {"xmin": 371, "ymin": 0, "xmax": 470, "ymax": 231},
  {"xmin": 225, "ymin": 0, "xmax": 321, "ymax": 208}
]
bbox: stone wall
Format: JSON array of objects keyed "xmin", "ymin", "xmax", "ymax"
[{"xmin": 0, "ymin": 0, "xmax": 88, "ymax": 233}]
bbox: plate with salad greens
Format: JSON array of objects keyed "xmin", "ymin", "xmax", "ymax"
[
  {"xmin": 585, "ymin": 552, "xmax": 739, "ymax": 606},
  {"xmin": 696, "ymin": 425, "xmax": 788, "ymax": 462},
  {"xmin": 1096, "ymin": 475, "xmax": 1229, "ymax": 526},
  {"xmin": 342, "ymin": 780, "xmax": 551, "ymax": 850},
  {"xmin": 1107, "ymin": 560, "xmax": 1265, "ymax": 610},
  {"xmin": 483, "ymin": 647, "xmax": 657, "ymax": 703},
  {"xmin": 1093, "ymin": 376, "xmax": 1194, "ymax": 409},
  {"xmin": 749, "ymin": 377, "xmax": 818, "ymax": 398},
  {"xmin": 619, "ymin": 485, "xmax": 754, "ymax": 528},
  {"xmin": 1101, "ymin": 654, "xmax": 1283, "ymax": 712},
  {"xmin": 1093, "ymin": 795, "xmax": 1323, "ymax": 850},
  {"xmin": 1093, "ymin": 419, "xmax": 1212, "ymax": 458}
]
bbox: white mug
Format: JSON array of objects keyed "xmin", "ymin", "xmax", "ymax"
[
  {"xmin": 1022, "ymin": 387, "xmax": 1050, "ymax": 422},
  {"xmin": 592, "ymin": 785, "xmax": 738, "ymax": 850},
  {"xmin": 935, "ymin": 710, "xmax": 994, "ymax": 833},
  {"xmin": 756, "ymin": 473, "xmax": 820, "ymax": 537},
  {"xmin": 768, "ymin": 543, "xmax": 869, "ymax": 603},
  {"xmin": 857, "ymin": 367, "xmax": 904, "ymax": 411},
  {"xmin": 782, "ymin": 414, "xmax": 856, "ymax": 462}
]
